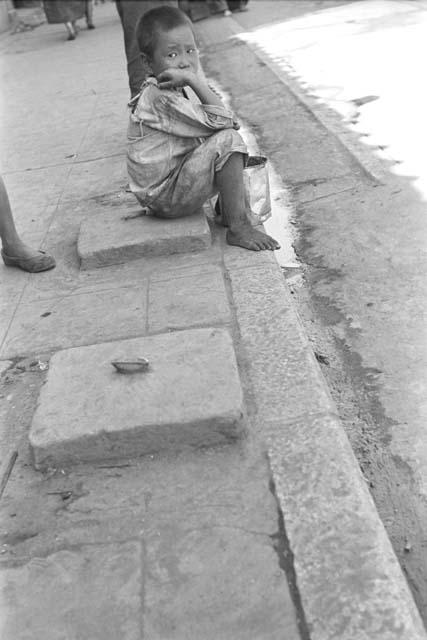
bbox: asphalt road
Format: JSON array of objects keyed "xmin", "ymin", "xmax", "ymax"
[{"xmin": 230, "ymin": 0, "xmax": 427, "ymax": 622}]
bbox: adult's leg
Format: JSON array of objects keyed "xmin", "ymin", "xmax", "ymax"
[
  {"xmin": 116, "ymin": 0, "xmax": 178, "ymax": 98},
  {"xmin": 179, "ymin": 1, "xmax": 210, "ymax": 21},
  {"xmin": 85, "ymin": 0, "xmax": 95, "ymax": 27},
  {"xmin": 216, "ymin": 154, "xmax": 279, "ymax": 251},
  {"xmin": 207, "ymin": 0, "xmax": 229, "ymax": 15},
  {"xmin": 226, "ymin": 0, "xmax": 248, "ymax": 11},
  {"xmin": 0, "ymin": 177, "xmax": 55, "ymax": 272}
]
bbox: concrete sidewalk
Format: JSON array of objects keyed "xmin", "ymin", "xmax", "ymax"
[{"xmin": 0, "ymin": 3, "xmax": 425, "ymax": 639}]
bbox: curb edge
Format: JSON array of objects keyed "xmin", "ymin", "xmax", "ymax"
[{"xmin": 227, "ymin": 256, "xmax": 427, "ymax": 638}]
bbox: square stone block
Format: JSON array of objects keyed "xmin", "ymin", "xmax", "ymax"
[
  {"xmin": 78, "ymin": 208, "xmax": 212, "ymax": 269},
  {"xmin": 30, "ymin": 328, "xmax": 245, "ymax": 468}
]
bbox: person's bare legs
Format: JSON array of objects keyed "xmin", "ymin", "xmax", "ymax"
[
  {"xmin": 0, "ymin": 176, "xmax": 55, "ymax": 271},
  {"xmin": 216, "ymin": 153, "xmax": 280, "ymax": 251},
  {"xmin": 0, "ymin": 177, "xmax": 31, "ymax": 257}
]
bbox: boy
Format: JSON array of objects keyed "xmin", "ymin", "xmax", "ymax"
[{"xmin": 127, "ymin": 6, "xmax": 279, "ymax": 251}]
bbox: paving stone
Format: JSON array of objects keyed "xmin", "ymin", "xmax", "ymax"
[
  {"xmin": 30, "ymin": 327, "xmax": 245, "ymax": 468},
  {"xmin": 0, "ymin": 303, "xmax": 18, "ymax": 352},
  {"xmin": 60, "ymin": 154, "xmax": 127, "ymax": 204},
  {"xmin": 221, "ymin": 236, "xmax": 278, "ymax": 270},
  {"xmin": 292, "ymin": 173, "xmax": 359, "ymax": 204},
  {"xmin": 267, "ymin": 413, "xmax": 427, "ymax": 640},
  {"xmin": 78, "ymin": 95, "xmax": 127, "ymax": 161},
  {"xmin": 0, "ymin": 542, "xmax": 142, "ymax": 640},
  {"xmin": 0, "ymin": 285, "xmax": 148, "ymax": 358},
  {"xmin": 228, "ymin": 263, "xmax": 336, "ymax": 422},
  {"xmin": 144, "ymin": 527, "xmax": 300, "ymax": 640},
  {"xmin": 148, "ymin": 267, "xmax": 231, "ymax": 332},
  {"xmin": 2, "ymin": 166, "xmax": 70, "ymax": 211},
  {"xmin": 24, "ymin": 248, "xmax": 220, "ymax": 304},
  {"xmin": 0, "ymin": 360, "xmax": 12, "ymax": 377},
  {"xmin": 0, "ymin": 259, "xmax": 30, "ymax": 302},
  {"xmin": 78, "ymin": 208, "xmax": 212, "ymax": 269},
  {"xmin": 148, "ymin": 259, "xmax": 221, "ymax": 283}
]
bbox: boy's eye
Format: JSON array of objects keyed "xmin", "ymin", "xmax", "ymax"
[
  {"xmin": 187, "ymin": 48, "xmax": 197, "ymax": 54},
  {"xmin": 168, "ymin": 52, "xmax": 177, "ymax": 58}
]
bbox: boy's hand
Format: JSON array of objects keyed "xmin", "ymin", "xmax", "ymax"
[
  {"xmin": 157, "ymin": 67, "xmax": 224, "ymax": 108},
  {"xmin": 156, "ymin": 68, "xmax": 195, "ymax": 90}
]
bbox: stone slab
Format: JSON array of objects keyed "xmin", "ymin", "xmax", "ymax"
[
  {"xmin": 148, "ymin": 267, "xmax": 231, "ymax": 332},
  {"xmin": 2, "ymin": 166, "xmax": 71, "ymax": 211},
  {"xmin": 0, "ymin": 542, "xmax": 142, "ymax": 640},
  {"xmin": 144, "ymin": 526, "xmax": 300, "ymax": 640},
  {"xmin": 267, "ymin": 413, "xmax": 427, "ymax": 640},
  {"xmin": 78, "ymin": 208, "xmax": 212, "ymax": 269},
  {"xmin": 30, "ymin": 327, "xmax": 245, "ymax": 468},
  {"xmin": 228, "ymin": 264, "xmax": 336, "ymax": 422},
  {"xmin": 60, "ymin": 154, "xmax": 127, "ymax": 204},
  {"xmin": 227, "ymin": 256, "xmax": 427, "ymax": 638},
  {"xmin": 0, "ymin": 303, "xmax": 18, "ymax": 353},
  {"xmin": 0, "ymin": 360, "xmax": 12, "ymax": 377},
  {"xmin": 0, "ymin": 285, "xmax": 148, "ymax": 358}
]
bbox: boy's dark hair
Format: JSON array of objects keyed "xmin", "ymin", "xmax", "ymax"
[{"xmin": 136, "ymin": 6, "xmax": 193, "ymax": 59}]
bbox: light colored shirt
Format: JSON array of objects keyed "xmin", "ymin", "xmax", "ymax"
[{"xmin": 127, "ymin": 77, "xmax": 237, "ymax": 209}]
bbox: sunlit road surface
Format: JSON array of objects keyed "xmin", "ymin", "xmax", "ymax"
[{"xmin": 240, "ymin": 0, "xmax": 427, "ymax": 199}]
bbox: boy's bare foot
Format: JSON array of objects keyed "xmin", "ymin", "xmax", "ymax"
[{"xmin": 226, "ymin": 225, "xmax": 280, "ymax": 251}]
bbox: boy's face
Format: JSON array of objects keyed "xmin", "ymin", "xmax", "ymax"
[{"xmin": 147, "ymin": 24, "xmax": 200, "ymax": 77}]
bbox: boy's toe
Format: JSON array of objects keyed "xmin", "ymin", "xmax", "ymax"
[{"xmin": 267, "ymin": 236, "xmax": 280, "ymax": 250}]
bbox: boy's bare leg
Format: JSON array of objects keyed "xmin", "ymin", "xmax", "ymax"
[{"xmin": 216, "ymin": 153, "xmax": 280, "ymax": 251}]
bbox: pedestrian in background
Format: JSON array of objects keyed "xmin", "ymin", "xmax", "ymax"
[
  {"xmin": 116, "ymin": 0, "xmax": 178, "ymax": 98},
  {"xmin": 180, "ymin": 0, "xmax": 230, "ymax": 22},
  {"xmin": 43, "ymin": 0, "xmax": 95, "ymax": 41},
  {"xmin": 226, "ymin": 0, "xmax": 248, "ymax": 11},
  {"xmin": 207, "ymin": 0, "xmax": 230, "ymax": 16}
]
